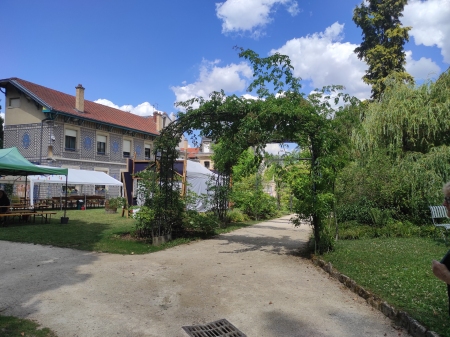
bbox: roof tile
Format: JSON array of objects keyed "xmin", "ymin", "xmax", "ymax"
[{"xmin": 9, "ymin": 78, "xmax": 159, "ymax": 135}]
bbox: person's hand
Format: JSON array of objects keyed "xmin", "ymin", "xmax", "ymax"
[{"xmin": 432, "ymin": 260, "xmax": 450, "ymax": 284}]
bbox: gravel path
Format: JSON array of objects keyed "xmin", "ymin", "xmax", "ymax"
[{"xmin": 0, "ymin": 215, "xmax": 409, "ymax": 337}]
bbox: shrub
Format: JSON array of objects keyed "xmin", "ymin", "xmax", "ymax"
[
  {"xmin": 370, "ymin": 208, "xmax": 393, "ymax": 227},
  {"xmin": 338, "ymin": 222, "xmax": 376, "ymax": 239},
  {"xmin": 336, "ymin": 197, "xmax": 376, "ymax": 224},
  {"xmin": 182, "ymin": 210, "xmax": 220, "ymax": 234},
  {"xmin": 131, "ymin": 206, "xmax": 155, "ymax": 238},
  {"xmin": 106, "ymin": 196, "xmax": 126, "ymax": 209},
  {"xmin": 227, "ymin": 208, "xmax": 249, "ymax": 223},
  {"xmin": 337, "ymin": 220, "xmax": 438, "ymax": 240}
]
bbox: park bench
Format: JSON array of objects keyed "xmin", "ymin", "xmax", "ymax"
[{"xmin": 429, "ymin": 205, "xmax": 450, "ymax": 241}]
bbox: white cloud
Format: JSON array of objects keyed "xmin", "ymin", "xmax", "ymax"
[
  {"xmin": 403, "ymin": 0, "xmax": 450, "ymax": 63},
  {"xmin": 270, "ymin": 22, "xmax": 371, "ymax": 99},
  {"xmin": 264, "ymin": 143, "xmax": 295, "ymax": 155},
  {"xmin": 216, "ymin": 0, "xmax": 300, "ymax": 38},
  {"xmin": 405, "ymin": 50, "xmax": 441, "ymax": 80},
  {"xmin": 241, "ymin": 93, "xmax": 259, "ymax": 100},
  {"xmin": 95, "ymin": 99, "xmax": 158, "ymax": 117},
  {"xmin": 171, "ymin": 59, "xmax": 253, "ymax": 105}
]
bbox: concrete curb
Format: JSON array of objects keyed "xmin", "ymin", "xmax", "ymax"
[{"xmin": 311, "ymin": 257, "xmax": 441, "ymax": 337}]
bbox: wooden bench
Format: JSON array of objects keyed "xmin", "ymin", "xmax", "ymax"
[
  {"xmin": 34, "ymin": 211, "xmax": 57, "ymax": 224},
  {"xmin": 0, "ymin": 211, "xmax": 57, "ymax": 225},
  {"xmin": 429, "ymin": 206, "xmax": 450, "ymax": 241},
  {"xmin": 0, "ymin": 212, "xmax": 38, "ymax": 224}
]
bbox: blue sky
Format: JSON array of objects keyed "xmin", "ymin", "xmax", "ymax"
[{"xmin": 1, "ymin": 0, "xmax": 449, "ymax": 152}]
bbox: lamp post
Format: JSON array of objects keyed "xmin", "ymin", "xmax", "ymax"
[{"xmin": 39, "ymin": 117, "xmax": 52, "ymax": 164}]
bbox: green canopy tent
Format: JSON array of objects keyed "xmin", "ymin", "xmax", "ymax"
[{"xmin": 0, "ymin": 147, "xmax": 69, "ymax": 222}]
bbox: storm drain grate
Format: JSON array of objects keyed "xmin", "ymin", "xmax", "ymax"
[{"xmin": 182, "ymin": 319, "xmax": 247, "ymax": 337}]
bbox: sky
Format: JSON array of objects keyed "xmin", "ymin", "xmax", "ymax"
[{"xmin": 1, "ymin": 0, "xmax": 449, "ymax": 153}]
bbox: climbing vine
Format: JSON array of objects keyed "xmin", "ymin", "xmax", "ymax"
[{"xmin": 150, "ymin": 48, "xmax": 359, "ymax": 253}]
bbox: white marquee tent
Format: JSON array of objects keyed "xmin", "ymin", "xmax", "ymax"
[
  {"xmin": 0, "ymin": 167, "xmax": 123, "ymax": 206},
  {"xmin": 183, "ymin": 160, "xmax": 216, "ymax": 212}
]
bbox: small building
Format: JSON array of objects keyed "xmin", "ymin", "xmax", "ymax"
[{"xmin": 178, "ymin": 136, "xmax": 214, "ymax": 170}]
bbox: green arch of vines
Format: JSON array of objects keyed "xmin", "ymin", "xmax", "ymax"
[{"xmin": 151, "ymin": 48, "xmax": 359, "ymax": 252}]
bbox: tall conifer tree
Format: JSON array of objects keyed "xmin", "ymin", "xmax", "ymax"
[{"xmin": 353, "ymin": 0, "xmax": 413, "ymax": 100}]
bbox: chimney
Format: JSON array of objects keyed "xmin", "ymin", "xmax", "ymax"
[
  {"xmin": 75, "ymin": 84, "xmax": 85, "ymax": 112},
  {"xmin": 154, "ymin": 112, "xmax": 162, "ymax": 132}
]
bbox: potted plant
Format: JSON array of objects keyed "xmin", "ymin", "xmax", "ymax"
[{"xmin": 105, "ymin": 196, "xmax": 126, "ymax": 214}]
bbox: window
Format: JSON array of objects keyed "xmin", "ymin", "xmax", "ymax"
[
  {"xmin": 97, "ymin": 135, "xmax": 107, "ymax": 155},
  {"xmin": 203, "ymin": 143, "xmax": 210, "ymax": 153},
  {"xmin": 65, "ymin": 129, "xmax": 77, "ymax": 151},
  {"xmin": 9, "ymin": 98, "xmax": 20, "ymax": 108},
  {"xmin": 123, "ymin": 140, "xmax": 131, "ymax": 158},
  {"xmin": 204, "ymin": 161, "xmax": 210, "ymax": 169},
  {"xmin": 62, "ymin": 185, "xmax": 78, "ymax": 194},
  {"xmin": 145, "ymin": 144, "xmax": 151, "ymax": 160},
  {"xmin": 95, "ymin": 185, "xmax": 106, "ymax": 195}
]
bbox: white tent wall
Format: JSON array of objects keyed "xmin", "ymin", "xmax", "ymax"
[
  {"xmin": 29, "ymin": 169, "xmax": 123, "ymax": 206},
  {"xmin": 134, "ymin": 160, "xmax": 216, "ymax": 212},
  {"xmin": 0, "ymin": 168, "xmax": 123, "ymax": 206},
  {"xmin": 184, "ymin": 160, "xmax": 216, "ymax": 212}
]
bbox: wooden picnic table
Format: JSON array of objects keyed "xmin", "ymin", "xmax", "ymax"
[{"xmin": 0, "ymin": 206, "xmax": 57, "ymax": 225}]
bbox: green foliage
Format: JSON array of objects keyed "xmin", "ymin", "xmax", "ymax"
[
  {"xmin": 154, "ymin": 48, "xmax": 360, "ymax": 253},
  {"xmin": 0, "ymin": 315, "xmax": 57, "ymax": 337},
  {"xmin": 131, "ymin": 206, "xmax": 155, "ymax": 236},
  {"xmin": 134, "ymin": 168, "xmax": 184, "ymax": 238},
  {"xmin": 338, "ymin": 220, "xmax": 438, "ymax": 240},
  {"xmin": 336, "ymin": 197, "xmax": 376, "ymax": 225},
  {"xmin": 226, "ymin": 208, "xmax": 249, "ymax": 223},
  {"xmin": 312, "ymin": 221, "xmax": 335, "ymax": 253},
  {"xmin": 106, "ymin": 196, "xmax": 126, "ymax": 209},
  {"xmin": 353, "ymin": 0, "xmax": 413, "ymax": 100},
  {"xmin": 264, "ymin": 151, "xmax": 293, "ymax": 210},
  {"xmin": 354, "ymin": 70, "xmax": 450, "ymax": 154},
  {"xmin": 182, "ymin": 210, "xmax": 220, "ymax": 234},
  {"xmin": 370, "ymin": 208, "xmax": 393, "ymax": 227},
  {"xmin": 231, "ymin": 147, "xmax": 260, "ymax": 182},
  {"xmin": 337, "ymin": 71, "xmax": 450, "ymax": 225},
  {"xmin": 231, "ymin": 174, "xmax": 278, "ymax": 220}
]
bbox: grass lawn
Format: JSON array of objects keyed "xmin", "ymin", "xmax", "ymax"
[
  {"xmin": 0, "ymin": 208, "xmax": 256, "ymax": 254},
  {"xmin": 0, "ymin": 316, "xmax": 57, "ymax": 337},
  {"xmin": 321, "ymin": 237, "xmax": 450, "ymax": 337}
]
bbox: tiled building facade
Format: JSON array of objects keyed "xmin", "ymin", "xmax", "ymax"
[{"xmin": 0, "ymin": 77, "xmax": 169, "ymax": 198}]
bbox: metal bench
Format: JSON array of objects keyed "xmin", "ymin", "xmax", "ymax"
[{"xmin": 430, "ymin": 206, "xmax": 450, "ymax": 241}]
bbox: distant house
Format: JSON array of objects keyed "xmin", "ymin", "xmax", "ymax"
[
  {"xmin": 178, "ymin": 136, "xmax": 214, "ymax": 170},
  {"xmin": 0, "ymin": 77, "xmax": 171, "ymax": 197}
]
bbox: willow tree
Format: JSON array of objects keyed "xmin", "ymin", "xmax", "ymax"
[
  {"xmin": 353, "ymin": 0, "xmax": 414, "ymax": 100},
  {"xmin": 351, "ymin": 69, "xmax": 450, "ymax": 221},
  {"xmin": 154, "ymin": 48, "xmax": 359, "ymax": 253}
]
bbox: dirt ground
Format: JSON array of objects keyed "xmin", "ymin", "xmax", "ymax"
[{"xmin": 0, "ymin": 215, "xmax": 410, "ymax": 337}]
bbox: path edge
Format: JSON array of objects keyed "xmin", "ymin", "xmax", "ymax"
[{"xmin": 311, "ymin": 257, "xmax": 441, "ymax": 337}]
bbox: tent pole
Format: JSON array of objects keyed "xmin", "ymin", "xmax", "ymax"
[
  {"xmin": 181, "ymin": 150, "xmax": 187, "ymax": 197},
  {"xmin": 64, "ymin": 175, "xmax": 68, "ymax": 218},
  {"xmin": 25, "ymin": 176, "xmax": 28, "ymax": 207}
]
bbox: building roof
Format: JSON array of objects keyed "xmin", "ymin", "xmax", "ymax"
[
  {"xmin": 0, "ymin": 77, "xmax": 159, "ymax": 136},
  {"xmin": 179, "ymin": 147, "xmax": 200, "ymax": 159}
]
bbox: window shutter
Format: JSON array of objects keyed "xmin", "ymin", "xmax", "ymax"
[
  {"xmin": 123, "ymin": 140, "xmax": 131, "ymax": 152},
  {"xmin": 65, "ymin": 129, "xmax": 77, "ymax": 137}
]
